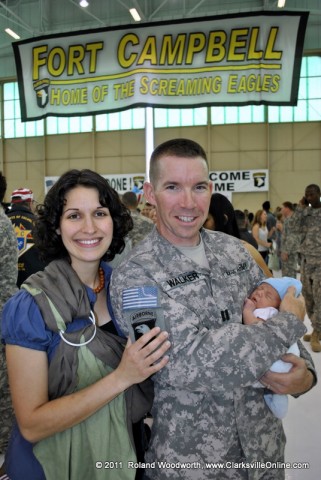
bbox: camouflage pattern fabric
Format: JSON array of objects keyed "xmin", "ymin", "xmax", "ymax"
[
  {"xmin": 0, "ymin": 207, "xmax": 18, "ymax": 453},
  {"xmin": 128, "ymin": 211, "xmax": 154, "ymax": 247},
  {"xmin": 110, "ymin": 228, "xmax": 313, "ymax": 480},
  {"xmin": 280, "ymin": 215, "xmax": 301, "ymax": 278},
  {"xmin": 301, "ymin": 260, "xmax": 321, "ymax": 332},
  {"xmin": 291, "ymin": 205, "xmax": 321, "ymax": 258},
  {"xmin": 291, "ymin": 206, "xmax": 321, "ymax": 332}
]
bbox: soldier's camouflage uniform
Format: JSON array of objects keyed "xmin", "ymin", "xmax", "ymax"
[
  {"xmin": 291, "ymin": 205, "xmax": 321, "ymax": 333},
  {"xmin": 280, "ymin": 214, "xmax": 301, "ymax": 278},
  {"xmin": 0, "ymin": 206, "xmax": 18, "ymax": 453},
  {"xmin": 111, "ymin": 228, "xmax": 315, "ymax": 480},
  {"xmin": 128, "ymin": 211, "xmax": 154, "ymax": 248},
  {"xmin": 109, "ymin": 211, "xmax": 154, "ymax": 268}
]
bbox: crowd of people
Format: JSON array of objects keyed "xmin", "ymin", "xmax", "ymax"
[{"xmin": 0, "ymin": 138, "xmax": 319, "ymax": 480}]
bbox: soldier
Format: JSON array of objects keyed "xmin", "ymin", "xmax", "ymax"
[
  {"xmin": 109, "ymin": 191, "xmax": 155, "ymax": 268},
  {"xmin": 122, "ymin": 191, "xmax": 154, "ymax": 247},
  {"xmin": 0, "ymin": 172, "xmax": 18, "ymax": 476},
  {"xmin": 280, "ymin": 202, "xmax": 301, "ymax": 278},
  {"xmin": 110, "ymin": 138, "xmax": 316, "ymax": 480},
  {"xmin": 290, "ymin": 185, "xmax": 321, "ymax": 353}
]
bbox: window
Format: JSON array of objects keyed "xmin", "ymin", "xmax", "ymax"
[
  {"xmin": 95, "ymin": 108, "xmax": 145, "ymax": 131},
  {"xmin": 3, "ymin": 82, "xmax": 44, "ymax": 138},
  {"xmin": 209, "ymin": 56, "xmax": 321, "ymax": 125},
  {"xmin": 211, "ymin": 105, "xmax": 265, "ymax": 125},
  {"xmin": 154, "ymin": 107, "xmax": 207, "ymax": 127},
  {"xmin": 46, "ymin": 115, "xmax": 92, "ymax": 135},
  {"xmin": 2, "ymin": 56, "xmax": 321, "ymax": 137},
  {"xmin": 267, "ymin": 56, "xmax": 321, "ymax": 123}
]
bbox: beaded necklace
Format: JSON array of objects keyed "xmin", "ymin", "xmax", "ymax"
[{"xmin": 93, "ymin": 267, "xmax": 105, "ymax": 294}]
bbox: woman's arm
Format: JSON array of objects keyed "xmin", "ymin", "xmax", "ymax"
[
  {"xmin": 268, "ymin": 225, "xmax": 277, "ymax": 237},
  {"xmin": 252, "ymin": 223, "xmax": 271, "ymax": 249},
  {"xmin": 6, "ymin": 327, "xmax": 170, "ymax": 443}
]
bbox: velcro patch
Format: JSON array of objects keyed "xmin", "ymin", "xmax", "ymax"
[
  {"xmin": 122, "ymin": 285, "xmax": 158, "ymax": 310},
  {"xmin": 223, "ymin": 261, "xmax": 249, "ymax": 277},
  {"xmin": 162, "ymin": 270, "xmax": 206, "ymax": 291}
]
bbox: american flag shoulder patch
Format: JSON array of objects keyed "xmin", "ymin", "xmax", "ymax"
[{"xmin": 122, "ymin": 286, "xmax": 158, "ymax": 310}]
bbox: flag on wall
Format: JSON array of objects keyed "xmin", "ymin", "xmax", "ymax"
[{"xmin": 13, "ymin": 11, "xmax": 309, "ymax": 121}]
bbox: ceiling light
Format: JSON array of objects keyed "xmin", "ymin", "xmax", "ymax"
[
  {"xmin": 129, "ymin": 8, "xmax": 141, "ymax": 22},
  {"xmin": 79, "ymin": 0, "xmax": 89, "ymax": 7},
  {"xmin": 277, "ymin": 0, "xmax": 286, "ymax": 7},
  {"xmin": 5, "ymin": 28, "xmax": 20, "ymax": 39}
]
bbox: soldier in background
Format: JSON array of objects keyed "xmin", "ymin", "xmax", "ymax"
[
  {"xmin": 7, "ymin": 188, "xmax": 47, "ymax": 287},
  {"xmin": 111, "ymin": 138, "xmax": 316, "ymax": 480},
  {"xmin": 121, "ymin": 191, "xmax": 154, "ymax": 248},
  {"xmin": 109, "ymin": 191, "xmax": 154, "ymax": 269},
  {"xmin": 280, "ymin": 201, "xmax": 301, "ymax": 278},
  {"xmin": 140, "ymin": 201, "xmax": 155, "ymax": 220},
  {"xmin": 291, "ymin": 185, "xmax": 321, "ymax": 353},
  {"xmin": 0, "ymin": 172, "xmax": 18, "ymax": 476}
]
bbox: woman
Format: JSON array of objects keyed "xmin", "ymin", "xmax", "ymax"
[
  {"xmin": 1, "ymin": 169, "xmax": 170, "ymax": 480},
  {"xmin": 204, "ymin": 193, "xmax": 272, "ymax": 277},
  {"xmin": 251, "ymin": 209, "xmax": 276, "ymax": 263}
]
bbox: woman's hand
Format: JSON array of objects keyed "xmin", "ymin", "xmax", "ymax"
[
  {"xmin": 6, "ymin": 328, "xmax": 170, "ymax": 443},
  {"xmin": 115, "ymin": 327, "xmax": 171, "ymax": 389}
]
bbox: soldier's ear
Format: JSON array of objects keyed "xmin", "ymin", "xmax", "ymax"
[{"xmin": 143, "ymin": 182, "xmax": 156, "ymax": 206}]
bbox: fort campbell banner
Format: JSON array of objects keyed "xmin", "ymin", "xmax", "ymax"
[{"xmin": 13, "ymin": 11, "xmax": 309, "ymax": 121}]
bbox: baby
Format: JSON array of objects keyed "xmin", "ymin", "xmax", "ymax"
[{"xmin": 243, "ymin": 276, "xmax": 302, "ymax": 419}]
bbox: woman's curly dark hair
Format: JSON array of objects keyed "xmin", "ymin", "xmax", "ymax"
[{"xmin": 34, "ymin": 169, "xmax": 133, "ymax": 263}]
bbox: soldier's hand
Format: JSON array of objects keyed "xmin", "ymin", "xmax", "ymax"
[
  {"xmin": 299, "ymin": 196, "xmax": 309, "ymax": 207},
  {"xmin": 260, "ymin": 355, "xmax": 314, "ymax": 395},
  {"xmin": 281, "ymin": 252, "xmax": 289, "ymax": 262},
  {"xmin": 279, "ymin": 286, "xmax": 306, "ymax": 321}
]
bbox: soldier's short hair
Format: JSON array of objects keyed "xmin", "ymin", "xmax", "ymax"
[
  {"xmin": 122, "ymin": 191, "xmax": 138, "ymax": 209},
  {"xmin": 305, "ymin": 184, "xmax": 320, "ymax": 194},
  {"xmin": 282, "ymin": 201, "xmax": 294, "ymax": 210},
  {"xmin": 149, "ymin": 138, "xmax": 208, "ymax": 185}
]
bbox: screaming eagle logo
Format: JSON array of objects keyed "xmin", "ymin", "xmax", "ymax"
[
  {"xmin": 252, "ymin": 172, "xmax": 266, "ymax": 188},
  {"xmin": 33, "ymin": 78, "xmax": 50, "ymax": 108}
]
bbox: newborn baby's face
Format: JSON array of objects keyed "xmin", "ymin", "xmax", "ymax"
[{"xmin": 249, "ymin": 283, "xmax": 280, "ymax": 309}]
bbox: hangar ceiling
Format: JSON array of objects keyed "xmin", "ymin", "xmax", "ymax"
[{"xmin": 0, "ymin": 0, "xmax": 320, "ymax": 78}]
